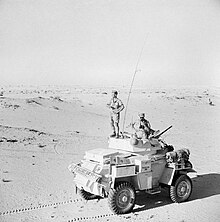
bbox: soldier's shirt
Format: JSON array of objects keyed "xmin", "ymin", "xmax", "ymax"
[
  {"xmin": 108, "ymin": 98, "xmax": 124, "ymax": 115},
  {"xmin": 139, "ymin": 119, "xmax": 151, "ymax": 131},
  {"xmin": 133, "ymin": 118, "xmax": 151, "ymax": 133}
]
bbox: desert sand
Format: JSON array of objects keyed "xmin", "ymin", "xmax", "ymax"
[{"xmin": 0, "ymin": 85, "xmax": 220, "ymax": 222}]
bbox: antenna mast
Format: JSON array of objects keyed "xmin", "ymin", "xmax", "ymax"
[{"xmin": 122, "ymin": 34, "xmax": 149, "ymax": 133}]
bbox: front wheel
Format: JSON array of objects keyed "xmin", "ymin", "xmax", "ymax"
[
  {"xmin": 170, "ymin": 175, "xmax": 192, "ymax": 203},
  {"xmin": 108, "ymin": 182, "xmax": 136, "ymax": 214}
]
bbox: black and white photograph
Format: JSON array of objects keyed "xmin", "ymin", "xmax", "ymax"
[{"xmin": 0, "ymin": 0, "xmax": 220, "ymax": 221}]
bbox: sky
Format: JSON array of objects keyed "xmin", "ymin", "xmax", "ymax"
[{"xmin": 0, "ymin": 0, "xmax": 220, "ymax": 87}]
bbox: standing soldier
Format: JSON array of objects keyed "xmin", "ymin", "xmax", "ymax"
[{"xmin": 107, "ymin": 90, "xmax": 124, "ymax": 138}]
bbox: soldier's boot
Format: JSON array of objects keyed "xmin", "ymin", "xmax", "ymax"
[{"xmin": 110, "ymin": 132, "xmax": 116, "ymax": 137}]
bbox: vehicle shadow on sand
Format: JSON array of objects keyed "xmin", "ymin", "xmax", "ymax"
[
  {"xmin": 134, "ymin": 189, "xmax": 172, "ymax": 213},
  {"xmin": 190, "ymin": 173, "xmax": 220, "ymax": 200},
  {"xmin": 133, "ymin": 173, "xmax": 220, "ymax": 213}
]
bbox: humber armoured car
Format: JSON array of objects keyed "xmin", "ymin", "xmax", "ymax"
[{"xmin": 68, "ymin": 126, "xmax": 195, "ymax": 214}]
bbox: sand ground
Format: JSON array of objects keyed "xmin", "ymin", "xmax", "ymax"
[{"xmin": 0, "ymin": 85, "xmax": 220, "ymax": 222}]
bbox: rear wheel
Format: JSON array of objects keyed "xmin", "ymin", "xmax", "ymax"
[
  {"xmin": 108, "ymin": 182, "xmax": 136, "ymax": 214},
  {"xmin": 77, "ymin": 188, "xmax": 97, "ymax": 200},
  {"xmin": 170, "ymin": 175, "xmax": 192, "ymax": 203}
]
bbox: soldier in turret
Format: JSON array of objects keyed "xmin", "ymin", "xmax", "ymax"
[
  {"xmin": 132, "ymin": 113, "xmax": 155, "ymax": 139},
  {"xmin": 107, "ymin": 90, "xmax": 124, "ymax": 138}
]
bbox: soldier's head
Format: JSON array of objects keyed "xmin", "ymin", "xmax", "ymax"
[
  {"xmin": 138, "ymin": 112, "xmax": 145, "ymax": 120},
  {"xmin": 112, "ymin": 90, "xmax": 118, "ymax": 98}
]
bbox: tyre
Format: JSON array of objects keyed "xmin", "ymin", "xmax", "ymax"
[
  {"xmin": 77, "ymin": 188, "xmax": 97, "ymax": 200},
  {"xmin": 170, "ymin": 175, "xmax": 192, "ymax": 203},
  {"xmin": 108, "ymin": 182, "xmax": 136, "ymax": 214}
]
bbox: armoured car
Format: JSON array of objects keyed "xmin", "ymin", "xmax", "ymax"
[{"xmin": 68, "ymin": 127, "xmax": 195, "ymax": 214}]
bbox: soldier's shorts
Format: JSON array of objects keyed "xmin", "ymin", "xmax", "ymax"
[{"xmin": 111, "ymin": 114, "xmax": 120, "ymax": 123}]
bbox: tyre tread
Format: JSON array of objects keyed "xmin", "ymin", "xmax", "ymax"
[
  {"xmin": 170, "ymin": 175, "xmax": 192, "ymax": 203},
  {"xmin": 108, "ymin": 182, "xmax": 135, "ymax": 214},
  {"xmin": 78, "ymin": 188, "xmax": 97, "ymax": 200}
]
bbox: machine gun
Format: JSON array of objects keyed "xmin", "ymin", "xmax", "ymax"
[{"xmin": 151, "ymin": 125, "xmax": 172, "ymax": 139}]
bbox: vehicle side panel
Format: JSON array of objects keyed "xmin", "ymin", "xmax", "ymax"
[{"xmin": 159, "ymin": 167, "xmax": 175, "ymax": 186}]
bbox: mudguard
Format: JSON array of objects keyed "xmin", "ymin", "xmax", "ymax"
[{"xmin": 159, "ymin": 167, "xmax": 196, "ymax": 186}]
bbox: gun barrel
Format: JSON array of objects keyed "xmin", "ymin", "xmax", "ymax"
[{"xmin": 154, "ymin": 125, "xmax": 172, "ymax": 138}]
